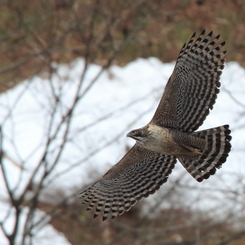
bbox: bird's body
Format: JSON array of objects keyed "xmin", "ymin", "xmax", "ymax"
[
  {"xmin": 80, "ymin": 30, "xmax": 232, "ymax": 221},
  {"xmin": 127, "ymin": 123, "xmax": 204, "ymax": 156}
]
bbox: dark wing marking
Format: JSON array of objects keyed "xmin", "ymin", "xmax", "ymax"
[
  {"xmin": 79, "ymin": 144, "xmax": 176, "ymax": 220},
  {"xmin": 151, "ymin": 30, "xmax": 226, "ymax": 132}
]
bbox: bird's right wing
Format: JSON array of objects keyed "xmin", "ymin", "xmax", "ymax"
[
  {"xmin": 151, "ymin": 30, "xmax": 226, "ymax": 132},
  {"xmin": 79, "ymin": 145, "xmax": 176, "ymax": 220}
]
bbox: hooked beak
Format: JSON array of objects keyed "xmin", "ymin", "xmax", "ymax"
[
  {"xmin": 126, "ymin": 131, "xmax": 134, "ymax": 138},
  {"xmin": 126, "ymin": 130, "xmax": 141, "ymax": 141}
]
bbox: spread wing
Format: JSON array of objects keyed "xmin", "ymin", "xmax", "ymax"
[
  {"xmin": 151, "ymin": 30, "xmax": 227, "ymax": 132},
  {"xmin": 79, "ymin": 145, "xmax": 176, "ymax": 220}
]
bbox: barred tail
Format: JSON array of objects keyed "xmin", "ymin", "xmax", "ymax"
[{"xmin": 178, "ymin": 125, "xmax": 231, "ymax": 182}]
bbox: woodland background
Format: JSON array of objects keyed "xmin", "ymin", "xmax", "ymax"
[{"xmin": 1, "ymin": 0, "xmax": 245, "ymax": 245}]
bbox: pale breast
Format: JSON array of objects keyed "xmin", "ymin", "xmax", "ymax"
[{"xmin": 143, "ymin": 124, "xmax": 184, "ymax": 155}]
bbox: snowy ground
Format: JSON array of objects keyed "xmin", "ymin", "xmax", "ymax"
[{"xmin": 0, "ymin": 57, "xmax": 245, "ymax": 243}]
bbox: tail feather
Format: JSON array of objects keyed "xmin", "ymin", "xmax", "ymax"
[{"xmin": 178, "ymin": 125, "xmax": 231, "ymax": 182}]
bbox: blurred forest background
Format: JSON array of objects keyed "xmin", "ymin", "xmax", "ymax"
[
  {"xmin": 1, "ymin": 0, "xmax": 245, "ymax": 92},
  {"xmin": 1, "ymin": 0, "xmax": 245, "ymax": 245}
]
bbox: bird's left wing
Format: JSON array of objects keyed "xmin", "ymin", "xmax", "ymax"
[
  {"xmin": 151, "ymin": 30, "xmax": 226, "ymax": 132},
  {"xmin": 79, "ymin": 144, "xmax": 176, "ymax": 220}
]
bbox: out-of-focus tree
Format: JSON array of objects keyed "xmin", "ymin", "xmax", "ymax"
[{"xmin": 1, "ymin": 0, "xmax": 245, "ymax": 91}]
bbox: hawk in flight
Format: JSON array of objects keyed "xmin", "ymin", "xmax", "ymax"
[{"xmin": 80, "ymin": 30, "xmax": 232, "ymax": 221}]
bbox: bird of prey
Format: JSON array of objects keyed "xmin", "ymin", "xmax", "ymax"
[{"xmin": 79, "ymin": 30, "xmax": 232, "ymax": 221}]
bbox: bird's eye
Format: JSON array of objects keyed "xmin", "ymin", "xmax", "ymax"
[{"xmin": 134, "ymin": 131, "xmax": 142, "ymax": 137}]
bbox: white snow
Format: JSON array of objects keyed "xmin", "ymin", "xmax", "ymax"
[
  {"xmin": 0, "ymin": 57, "xmax": 245, "ymax": 243},
  {"xmin": 0, "ymin": 201, "xmax": 70, "ymax": 245}
]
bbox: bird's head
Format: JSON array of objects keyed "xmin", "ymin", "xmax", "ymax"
[{"xmin": 126, "ymin": 126, "xmax": 150, "ymax": 145}]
